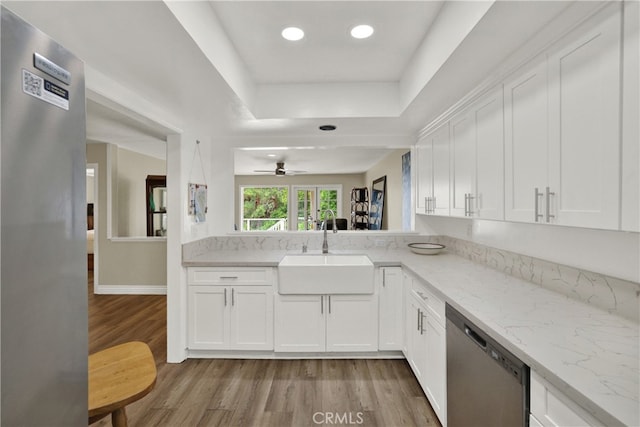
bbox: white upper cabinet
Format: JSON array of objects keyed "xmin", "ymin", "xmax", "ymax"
[
  {"xmin": 451, "ymin": 85, "xmax": 505, "ymax": 219},
  {"xmin": 417, "ymin": 2, "xmax": 635, "ymax": 232},
  {"xmin": 622, "ymin": 0, "xmax": 640, "ymax": 232},
  {"xmin": 504, "ymin": 57, "xmax": 550, "ymax": 223},
  {"xmin": 505, "ymin": 3, "xmax": 623, "ymax": 230},
  {"xmin": 547, "ymin": 5, "xmax": 622, "ymax": 229},
  {"xmin": 415, "ymin": 136, "xmax": 433, "ymax": 214},
  {"xmin": 450, "ymin": 109, "xmax": 475, "ymax": 217},
  {"xmin": 416, "ymin": 122, "xmax": 450, "ymax": 216},
  {"xmin": 474, "ymin": 86, "xmax": 505, "ymax": 220}
]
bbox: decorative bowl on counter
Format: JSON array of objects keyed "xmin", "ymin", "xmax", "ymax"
[{"xmin": 408, "ymin": 242, "xmax": 446, "ymax": 255}]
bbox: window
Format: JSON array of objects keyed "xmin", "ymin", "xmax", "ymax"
[{"xmin": 240, "ymin": 186, "xmax": 289, "ymax": 231}]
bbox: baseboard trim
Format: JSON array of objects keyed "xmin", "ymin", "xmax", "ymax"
[{"xmin": 93, "ymin": 283, "xmax": 167, "ymax": 295}]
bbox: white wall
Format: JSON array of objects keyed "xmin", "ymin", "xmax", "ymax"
[
  {"xmin": 116, "ymin": 147, "xmax": 166, "ymax": 237},
  {"xmin": 364, "ymin": 149, "xmax": 408, "ymax": 231}
]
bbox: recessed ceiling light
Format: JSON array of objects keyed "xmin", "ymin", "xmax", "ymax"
[
  {"xmin": 319, "ymin": 124, "xmax": 337, "ymax": 131},
  {"xmin": 282, "ymin": 27, "xmax": 304, "ymax": 41},
  {"xmin": 350, "ymin": 24, "xmax": 374, "ymax": 39},
  {"xmin": 267, "ymin": 153, "xmax": 277, "ymax": 158}
]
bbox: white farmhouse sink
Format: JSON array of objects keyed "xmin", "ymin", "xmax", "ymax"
[{"xmin": 278, "ymin": 254, "xmax": 374, "ymax": 294}]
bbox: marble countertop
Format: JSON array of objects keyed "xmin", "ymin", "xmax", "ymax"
[{"xmin": 183, "ymin": 248, "xmax": 639, "ymax": 426}]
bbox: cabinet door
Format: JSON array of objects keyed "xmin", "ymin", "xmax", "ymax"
[
  {"xmin": 407, "ymin": 294, "xmax": 428, "ymax": 385},
  {"xmin": 432, "ymin": 123, "xmax": 451, "ymax": 216},
  {"xmin": 622, "ymin": 0, "xmax": 640, "ymax": 232},
  {"xmin": 230, "ymin": 286, "xmax": 273, "ymax": 350},
  {"xmin": 274, "ymin": 294, "xmax": 325, "ymax": 352},
  {"xmin": 504, "ymin": 58, "xmax": 549, "ymax": 223},
  {"xmin": 450, "ymin": 110, "xmax": 476, "ymax": 217},
  {"xmin": 415, "ymin": 139, "xmax": 433, "ymax": 213},
  {"xmin": 326, "ymin": 294, "xmax": 378, "ymax": 352},
  {"xmin": 424, "ymin": 318, "xmax": 447, "ymax": 425},
  {"xmin": 548, "ymin": 6, "xmax": 621, "ymax": 229},
  {"xmin": 378, "ymin": 267, "xmax": 404, "ymax": 351},
  {"xmin": 474, "ymin": 86, "xmax": 505, "ymax": 220},
  {"xmin": 188, "ymin": 286, "xmax": 229, "ymax": 350}
]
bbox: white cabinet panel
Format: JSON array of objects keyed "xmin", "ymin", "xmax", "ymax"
[
  {"xmin": 378, "ymin": 267, "xmax": 404, "ymax": 351},
  {"xmin": 230, "ymin": 286, "xmax": 274, "ymax": 350},
  {"xmin": 530, "ymin": 371, "xmax": 603, "ymax": 427},
  {"xmin": 274, "ymin": 294, "xmax": 325, "ymax": 352},
  {"xmin": 474, "ymin": 86, "xmax": 505, "ymax": 220},
  {"xmin": 406, "ymin": 292, "xmax": 428, "ymax": 385},
  {"xmin": 622, "ymin": 0, "xmax": 639, "ymax": 232},
  {"xmin": 425, "ymin": 317, "xmax": 446, "ymax": 425},
  {"xmin": 275, "ymin": 293, "xmax": 378, "ymax": 353},
  {"xmin": 548, "ymin": 7, "xmax": 621, "ymax": 229},
  {"xmin": 450, "ymin": 111, "xmax": 475, "ymax": 217},
  {"xmin": 416, "ymin": 122, "xmax": 450, "ymax": 215},
  {"xmin": 415, "ymin": 139, "xmax": 433, "ymax": 213},
  {"xmin": 432, "ymin": 123, "xmax": 451, "ymax": 216},
  {"xmin": 188, "ymin": 286, "xmax": 228, "ymax": 350},
  {"xmin": 326, "ymin": 294, "xmax": 378, "ymax": 352},
  {"xmin": 504, "ymin": 57, "xmax": 549, "ymax": 223}
]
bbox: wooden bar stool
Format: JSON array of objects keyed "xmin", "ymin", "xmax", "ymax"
[{"xmin": 88, "ymin": 341, "xmax": 157, "ymax": 427}]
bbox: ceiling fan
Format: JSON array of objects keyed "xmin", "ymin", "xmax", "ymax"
[{"xmin": 254, "ymin": 161, "xmax": 306, "ymax": 176}]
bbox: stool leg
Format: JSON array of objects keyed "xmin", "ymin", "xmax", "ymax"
[{"xmin": 111, "ymin": 408, "xmax": 128, "ymax": 427}]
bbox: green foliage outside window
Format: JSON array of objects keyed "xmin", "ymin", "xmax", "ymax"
[{"xmin": 242, "ymin": 187, "xmax": 288, "ymax": 231}]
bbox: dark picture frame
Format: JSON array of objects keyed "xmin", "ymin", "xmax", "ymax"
[{"xmin": 370, "ymin": 175, "xmax": 386, "ymax": 230}]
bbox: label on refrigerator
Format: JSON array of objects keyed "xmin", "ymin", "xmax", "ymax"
[{"xmin": 22, "ymin": 69, "xmax": 69, "ymax": 110}]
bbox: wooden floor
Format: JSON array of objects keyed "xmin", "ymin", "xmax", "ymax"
[{"xmin": 88, "ymin": 273, "xmax": 440, "ymax": 427}]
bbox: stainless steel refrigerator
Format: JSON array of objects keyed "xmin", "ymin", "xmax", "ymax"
[{"xmin": 1, "ymin": 7, "xmax": 88, "ymax": 425}]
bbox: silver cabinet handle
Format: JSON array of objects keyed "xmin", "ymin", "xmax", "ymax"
[
  {"xmin": 420, "ymin": 311, "xmax": 426, "ymax": 335},
  {"xmin": 425, "ymin": 197, "xmax": 429, "ymax": 214},
  {"xmin": 328, "ymin": 296, "xmax": 331, "ymax": 314},
  {"xmin": 417, "ymin": 308, "xmax": 421, "ymax": 331},
  {"xmin": 220, "ymin": 276, "xmax": 238, "ymax": 280},
  {"xmin": 465, "ymin": 193, "xmax": 474, "ymax": 217},
  {"xmin": 464, "ymin": 193, "xmax": 469, "ymax": 216},
  {"xmin": 545, "ymin": 187, "xmax": 555, "ymax": 222},
  {"xmin": 534, "ymin": 188, "xmax": 544, "ymax": 222},
  {"xmin": 224, "ymin": 288, "xmax": 227, "ymax": 306},
  {"xmin": 321, "ymin": 296, "xmax": 323, "ymax": 314},
  {"xmin": 231, "ymin": 288, "xmax": 235, "ymax": 306},
  {"xmin": 382, "ymin": 269, "xmax": 386, "ymax": 287}
]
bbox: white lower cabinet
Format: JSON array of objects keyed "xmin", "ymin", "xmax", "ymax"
[
  {"xmin": 187, "ymin": 267, "xmax": 274, "ymax": 351},
  {"xmin": 274, "ymin": 293, "xmax": 378, "ymax": 352},
  {"xmin": 530, "ymin": 371, "xmax": 603, "ymax": 427},
  {"xmin": 406, "ymin": 291, "xmax": 428, "ymax": 384},
  {"xmin": 378, "ymin": 267, "xmax": 404, "ymax": 351},
  {"xmin": 405, "ymin": 276, "xmax": 448, "ymax": 426}
]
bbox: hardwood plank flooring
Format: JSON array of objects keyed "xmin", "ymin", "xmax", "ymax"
[{"xmin": 88, "ymin": 273, "xmax": 441, "ymax": 427}]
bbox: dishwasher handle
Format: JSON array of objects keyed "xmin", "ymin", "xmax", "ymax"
[{"xmin": 465, "ymin": 324, "xmax": 487, "ymax": 350}]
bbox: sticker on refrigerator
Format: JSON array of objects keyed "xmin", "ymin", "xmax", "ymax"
[{"xmin": 21, "ymin": 69, "xmax": 69, "ymax": 110}]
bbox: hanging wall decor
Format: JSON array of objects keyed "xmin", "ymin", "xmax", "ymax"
[{"xmin": 188, "ymin": 140, "xmax": 208, "ymax": 223}]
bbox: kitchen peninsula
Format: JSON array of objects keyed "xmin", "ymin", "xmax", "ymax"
[{"xmin": 183, "ymin": 233, "xmax": 639, "ymax": 427}]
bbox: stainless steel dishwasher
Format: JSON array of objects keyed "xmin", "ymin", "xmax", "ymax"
[{"xmin": 446, "ymin": 304, "xmax": 530, "ymax": 427}]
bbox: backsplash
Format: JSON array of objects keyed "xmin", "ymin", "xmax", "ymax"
[
  {"xmin": 436, "ymin": 236, "xmax": 639, "ymax": 323},
  {"xmin": 182, "ymin": 233, "xmax": 430, "ymax": 257},
  {"xmin": 183, "ymin": 233, "xmax": 639, "ymax": 322}
]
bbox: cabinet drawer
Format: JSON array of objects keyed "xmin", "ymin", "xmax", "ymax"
[
  {"xmin": 411, "ymin": 280, "xmax": 445, "ymax": 327},
  {"xmin": 188, "ymin": 267, "xmax": 274, "ymax": 286}
]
